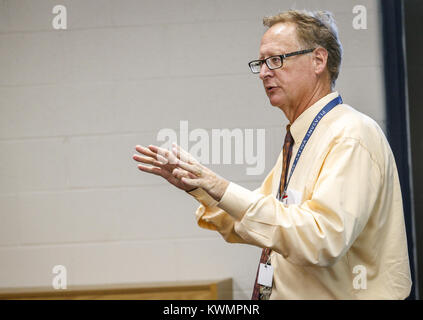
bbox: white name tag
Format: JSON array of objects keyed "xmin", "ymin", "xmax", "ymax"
[
  {"xmin": 282, "ymin": 188, "xmax": 302, "ymax": 205},
  {"xmin": 257, "ymin": 263, "xmax": 273, "ymax": 287}
]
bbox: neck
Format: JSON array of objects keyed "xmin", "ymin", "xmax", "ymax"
[{"xmin": 285, "ymin": 83, "xmax": 332, "ymax": 124}]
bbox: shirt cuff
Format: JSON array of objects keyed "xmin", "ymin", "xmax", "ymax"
[
  {"xmin": 217, "ymin": 182, "xmax": 262, "ymax": 221},
  {"xmin": 187, "ymin": 188, "xmax": 218, "ymax": 207}
]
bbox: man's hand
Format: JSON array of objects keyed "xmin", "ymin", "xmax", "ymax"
[
  {"xmin": 133, "ymin": 145, "xmax": 197, "ymax": 192},
  {"xmin": 168, "ymin": 143, "xmax": 230, "ymax": 202},
  {"xmin": 133, "ymin": 143, "xmax": 230, "ymax": 202}
]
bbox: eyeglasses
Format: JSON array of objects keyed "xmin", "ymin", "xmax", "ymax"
[{"xmin": 248, "ymin": 48, "xmax": 315, "ymax": 74}]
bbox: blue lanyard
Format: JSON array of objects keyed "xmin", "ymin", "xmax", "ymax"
[{"xmin": 279, "ymin": 95, "xmax": 343, "ymax": 199}]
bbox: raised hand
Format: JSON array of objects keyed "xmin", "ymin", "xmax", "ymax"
[
  {"xmin": 133, "ymin": 143, "xmax": 229, "ymax": 201},
  {"xmin": 168, "ymin": 143, "xmax": 229, "ymax": 202},
  {"xmin": 133, "ymin": 144, "xmax": 197, "ymax": 192}
]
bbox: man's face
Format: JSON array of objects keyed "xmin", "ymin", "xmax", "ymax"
[{"xmin": 259, "ymin": 23, "xmax": 315, "ymax": 110}]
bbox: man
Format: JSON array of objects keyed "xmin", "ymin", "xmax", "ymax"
[{"xmin": 133, "ymin": 10, "xmax": 412, "ymax": 299}]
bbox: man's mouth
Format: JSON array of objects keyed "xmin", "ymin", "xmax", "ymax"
[{"xmin": 266, "ymin": 86, "xmax": 277, "ymax": 92}]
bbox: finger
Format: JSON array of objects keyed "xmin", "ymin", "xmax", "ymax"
[
  {"xmin": 156, "ymin": 153, "xmax": 169, "ymax": 165},
  {"xmin": 133, "ymin": 154, "xmax": 162, "ymax": 167},
  {"xmin": 171, "ymin": 143, "xmax": 187, "ymax": 160},
  {"xmin": 147, "ymin": 144, "xmax": 167, "ymax": 155},
  {"xmin": 135, "ymin": 145, "xmax": 158, "ymax": 160},
  {"xmin": 172, "ymin": 144, "xmax": 192, "ymax": 164},
  {"xmin": 137, "ymin": 164, "xmax": 162, "ymax": 176},
  {"xmin": 148, "ymin": 145, "xmax": 178, "ymax": 165},
  {"xmin": 171, "ymin": 143, "xmax": 198, "ymax": 164}
]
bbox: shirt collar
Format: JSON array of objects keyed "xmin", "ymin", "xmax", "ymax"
[{"xmin": 289, "ymin": 91, "xmax": 340, "ymax": 144}]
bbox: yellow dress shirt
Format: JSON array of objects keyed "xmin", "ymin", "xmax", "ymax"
[{"xmin": 189, "ymin": 91, "xmax": 412, "ymax": 299}]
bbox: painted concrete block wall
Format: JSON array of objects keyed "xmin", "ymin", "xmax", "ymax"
[{"xmin": 0, "ymin": 0, "xmax": 385, "ymax": 299}]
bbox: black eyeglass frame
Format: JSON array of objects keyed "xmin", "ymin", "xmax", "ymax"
[{"xmin": 248, "ymin": 48, "xmax": 316, "ymax": 74}]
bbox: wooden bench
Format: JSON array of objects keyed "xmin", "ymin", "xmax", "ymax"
[{"xmin": 0, "ymin": 278, "xmax": 232, "ymax": 300}]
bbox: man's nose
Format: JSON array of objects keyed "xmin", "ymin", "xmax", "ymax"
[{"xmin": 259, "ymin": 62, "xmax": 273, "ymax": 80}]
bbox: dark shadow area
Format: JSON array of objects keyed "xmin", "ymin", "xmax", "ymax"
[
  {"xmin": 403, "ymin": 0, "xmax": 423, "ymax": 300},
  {"xmin": 381, "ymin": 0, "xmax": 421, "ymax": 300}
]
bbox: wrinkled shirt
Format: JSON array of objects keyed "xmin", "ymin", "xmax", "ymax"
[{"xmin": 188, "ymin": 91, "xmax": 412, "ymax": 299}]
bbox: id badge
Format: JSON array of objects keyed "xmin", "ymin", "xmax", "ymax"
[
  {"xmin": 282, "ymin": 189, "xmax": 303, "ymax": 205},
  {"xmin": 257, "ymin": 263, "xmax": 273, "ymax": 287}
]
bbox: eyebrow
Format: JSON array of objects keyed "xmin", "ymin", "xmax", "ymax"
[{"xmin": 258, "ymin": 53, "xmax": 286, "ymax": 60}]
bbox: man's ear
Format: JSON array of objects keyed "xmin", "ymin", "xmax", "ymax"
[{"xmin": 313, "ymin": 47, "xmax": 328, "ymax": 75}]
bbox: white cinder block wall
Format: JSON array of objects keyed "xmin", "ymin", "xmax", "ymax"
[{"xmin": 0, "ymin": 0, "xmax": 385, "ymax": 299}]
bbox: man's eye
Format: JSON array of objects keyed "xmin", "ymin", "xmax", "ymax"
[{"xmin": 269, "ymin": 57, "xmax": 281, "ymax": 64}]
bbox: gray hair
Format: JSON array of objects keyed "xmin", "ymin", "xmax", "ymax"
[{"xmin": 263, "ymin": 10, "xmax": 343, "ymax": 88}]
